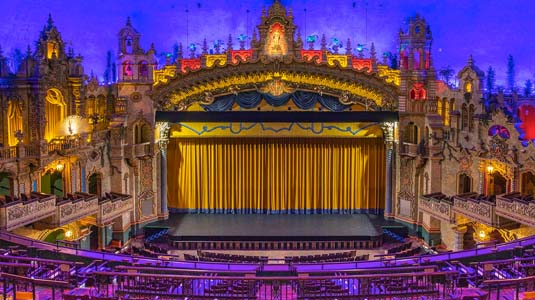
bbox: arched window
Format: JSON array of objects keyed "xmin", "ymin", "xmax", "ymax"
[
  {"xmin": 44, "ymin": 89, "xmax": 66, "ymax": 141},
  {"xmin": 461, "ymin": 103, "xmax": 468, "ymax": 130},
  {"xmin": 125, "ymin": 36, "xmax": 133, "ymax": 54},
  {"xmin": 138, "ymin": 61, "xmax": 149, "ymax": 79},
  {"xmin": 489, "ymin": 171, "xmax": 507, "ymax": 196},
  {"xmin": 88, "ymin": 173, "xmax": 102, "ymax": 198},
  {"xmin": 86, "ymin": 95, "xmax": 96, "ymax": 116},
  {"xmin": 464, "ymin": 81, "xmax": 472, "ymax": 93},
  {"xmin": 0, "ymin": 172, "xmax": 13, "ymax": 197},
  {"xmin": 458, "ymin": 173, "xmax": 472, "ymax": 194},
  {"xmin": 47, "ymin": 41, "xmax": 59, "ymax": 59},
  {"xmin": 134, "ymin": 121, "xmax": 151, "ymax": 144},
  {"xmin": 404, "ymin": 122, "xmax": 419, "ymax": 144},
  {"xmin": 468, "ymin": 104, "xmax": 475, "ymax": 132},
  {"xmin": 7, "ymin": 101, "xmax": 23, "ymax": 146},
  {"xmin": 437, "ymin": 98, "xmax": 443, "ymax": 116},
  {"xmin": 122, "ymin": 61, "xmax": 133, "ymax": 79},
  {"xmin": 521, "ymin": 171, "xmax": 535, "ymax": 197}
]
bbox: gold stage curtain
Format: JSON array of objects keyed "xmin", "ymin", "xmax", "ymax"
[{"xmin": 167, "ymin": 137, "xmax": 385, "ymax": 213}]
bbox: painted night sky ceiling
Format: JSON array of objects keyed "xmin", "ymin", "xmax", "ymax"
[{"xmin": 1, "ymin": 0, "xmax": 535, "ymax": 86}]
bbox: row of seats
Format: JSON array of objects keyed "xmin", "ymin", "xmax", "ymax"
[{"xmin": 284, "ymin": 251, "xmax": 369, "ymax": 263}]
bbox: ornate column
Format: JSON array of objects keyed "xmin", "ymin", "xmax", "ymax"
[
  {"xmin": 157, "ymin": 122, "xmax": 170, "ymax": 218},
  {"xmin": 382, "ymin": 122, "xmax": 397, "ymax": 217}
]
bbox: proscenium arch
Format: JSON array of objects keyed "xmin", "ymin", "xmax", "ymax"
[{"xmin": 150, "ymin": 59, "xmax": 399, "ymax": 112}]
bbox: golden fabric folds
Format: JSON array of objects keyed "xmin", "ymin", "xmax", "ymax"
[
  {"xmin": 44, "ymin": 89, "xmax": 66, "ymax": 141},
  {"xmin": 167, "ymin": 137, "xmax": 385, "ymax": 213},
  {"xmin": 7, "ymin": 101, "xmax": 23, "ymax": 146}
]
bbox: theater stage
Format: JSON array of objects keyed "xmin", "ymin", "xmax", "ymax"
[{"xmin": 147, "ymin": 214, "xmax": 405, "ymax": 250}]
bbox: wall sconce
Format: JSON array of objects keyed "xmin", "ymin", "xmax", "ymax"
[
  {"xmin": 65, "ymin": 230, "xmax": 73, "ymax": 239},
  {"xmin": 478, "ymin": 231, "xmax": 486, "ymax": 239},
  {"xmin": 486, "ymin": 165, "xmax": 494, "ymax": 174},
  {"xmin": 56, "ymin": 162, "xmax": 64, "ymax": 172}
]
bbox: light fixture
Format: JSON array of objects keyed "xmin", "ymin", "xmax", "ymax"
[
  {"xmin": 487, "ymin": 165, "xmax": 494, "ymax": 174},
  {"xmin": 65, "ymin": 230, "xmax": 73, "ymax": 239},
  {"xmin": 56, "ymin": 162, "xmax": 64, "ymax": 172},
  {"xmin": 479, "ymin": 231, "xmax": 486, "ymax": 239}
]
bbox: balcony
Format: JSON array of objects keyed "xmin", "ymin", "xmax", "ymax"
[
  {"xmin": 133, "ymin": 142, "xmax": 153, "ymax": 157},
  {"xmin": 419, "ymin": 193, "xmax": 454, "ymax": 223},
  {"xmin": 0, "ymin": 144, "xmax": 40, "ymax": 162},
  {"xmin": 51, "ymin": 192, "xmax": 99, "ymax": 226},
  {"xmin": 97, "ymin": 193, "xmax": 133, "ymax": 225},
  {"xmin": 452, "ymin": 193, "xmax": 512, "ymax": 227},
  {"xmin": 47, "ymin": 138, "xmax": 82, "ymax": 154},
  {"xmin": 496, "ymin": 193, "xmax": 535, "ymax": 227},
  {"xmin": 400, "ymin": 142, "xmax": 418, "ymax": 157},
  {"xmin": 0, "ymin": 193, "xmax": 56, "ymax": 231}
]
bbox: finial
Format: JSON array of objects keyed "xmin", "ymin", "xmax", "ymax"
[
  {"xmin": 321, "ymin": 34, "xmax": 327, "ymax": 51},
  {"xmin": 47, "ymin": 13, "xmax": 54, "ymax": 28},
  {"xmin": 202, "ymin": 38, "xmax": 208, "ymax": 54},
  {"xmin": 90, "ymin": 70, "xmax": 94, "ymax": 78},
  {"xmin": 345, "ymin": 38, "xmax": 352, "ymax": 55},
  {"xmin": 26, "ymin": 45, "xmax": 32, "ymax": 57},
  {"xmin": 370, "ymin": 42, "xmax": 376, "ymax": 60},
  {"xmin": 297, "ymin": 28, "xmax": 303, "ymax": 45},
  {"xmin": 227, "ymin": 34, "xmax": 233, "ymax": 51},
  {"xmin": 177, "ymin": 43, "xmax": 183, "ymax": 60},
  {"xmin": 468, "ymin": 54, "xmax": 474, "ymax": 66},
  {"xmin": 126, "ymin": 16, "xmax": 132, "ymax": 26}
]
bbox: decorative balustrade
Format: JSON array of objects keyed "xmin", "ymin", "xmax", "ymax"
[
  {"xmin": 0, "ymin": 192, "xmax": 56, "ymax": 231},
  {"xmin": 52, "ymin": 192, "xmax": 99, "ymax": 226},
  {"xmin": 133, "ymin": 142, "xmax": 153, "ymax": 157},
  {"xmin": 0, "ymin": 146, "xmax": 17, "ymax": 161},
  {"xmin": 452, "ymin": 192, "xmax": 512, "ymax": 227},
  {"xmin": 47, "ymin": 138, "xmax": 82, "ymax": 154},
  {"xmin": 496, "ymin": 193, "xmax": 535, "ymax": 227},
  {"xmin": 0, "ymin": 144, "xmax": 46, "ymax": 162},
  {"xmin": 98, "ymin": 193, "xmax": 133, "ymax": 225},
  {"xmin": 419, "ymin": 193, "xmax": 454, "ymax": 223}
]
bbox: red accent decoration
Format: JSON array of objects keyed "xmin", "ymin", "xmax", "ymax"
[
  {"xmin": 517, "ymin": 104, "xmax": 535, "ymax": 140},
  {"xmin": 410, "ymin": 83, "xmax": 426, "ymax": 100},
  {"xmin": 436, "ymin": 80, "xmax": 448, "ymax": 94},
  {"xmin": 301, "ymin": 50, "xmax": 323, "ymax": 63},
  {"xmin": 180, "ymin": 59, "xmax": 201, "ymax": 73},
  {"xmin": 425, "ymin": 51, "xmax": 430, "ymax": 69},
  {"xmin": 351, "ymin": 58, "xmax": 373, "ymax": 73},
  {"xmin": 230, "ymin": 50, "xmax": 253, "ymax": 64}
]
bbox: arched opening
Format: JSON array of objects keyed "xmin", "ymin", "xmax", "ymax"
[
  {"xmin": 44, "ymin": 229, "xmax": 65, "ymax": 243},
  {"xmin": 521, "ymin": 171, "xmax": 535, "ymax": 197},
  {"xmin": 44, "ymin": 89, "xmax": 66, "ymax": 141},
  {"xmin": 125, "ymin": 36, "xmax": 133, "ymax": 54},
  {"xmin": 122, "ymin": 61, "xmax": 133, "ymax": 79},
  {"xmin": 468, "ymin": 104, "xmax": 475, "ymax": 132},
  {"xmin": 404, "ymin": 122, "xmax": 419, "ymax": 144},
  {"xmin": 488, "ymin": 171, "xmax": 507, "ymax": 196},
  {"xmin": 463, "ymin": 225, "xmax": 476, "ymax": 250},
  {"xmin": 437, "ymin": 98, "xmax": 443, "ymax": 116},
  {"xmin": 134, "ymin": 121, "xmax": 151, "ymax": 144},
  {"xmin": 41, "ymin": 170, "xmax": 64, "ymax": 198},
  {"xmin": 464, "ymin": 81, "xmax": 472, "ymax": 93},
  {"xmin": 96, "ymin": 95, "xmax": 106, "ymax": 116},
  {"xmin": 7, "ymin": 100, "xmax": 23, "ymax": 146},
  {"xmin": 88, "ymin": 173, "xmax": 102, "ymax": 198},
  {"xmin": 86, "ymin": 95, "xmax": 96, "ymax": 116},
  {"xmin": 47, "ymin": 41, "xmax": 59, "ymax": 59},
  {"xmin": 138, "ymin": 61, "xmax": 149, "ymax": 79},
  {"xmin": 0, "ymin": 172, "xmax": 13, "ymax": 197},
  {"xmin": 458, "ymin": 173, "xmax": 472, "ymax": 194},
  {"xmin": 461, "ymin": 103, "xmax": 468, "ymax": 130}
]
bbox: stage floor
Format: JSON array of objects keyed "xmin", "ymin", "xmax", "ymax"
[{"xmin": 148, "ymin": 214, "xmax": 395, "ymax": 241}]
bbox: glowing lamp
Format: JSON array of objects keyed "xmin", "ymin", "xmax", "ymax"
[
  {"xmin": 478, "ymin": 231, "xmax": 486, "ymax": 239},
  {"xmin": 56, "ymin": 162, "xmax": 64, "ymax": 172},
  {"xmin": 65, "ymin": 230, "xmax": 73, "ymax": 239},
  {"xmin": 487, "ymin": 165, "xmax": 494, "ymax": 174}
]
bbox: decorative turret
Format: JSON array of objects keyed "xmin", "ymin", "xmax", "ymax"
[
  {"xmin": 36, "ymin": 14, "xmax": 66, "ymax": 61},
  {"xmin": 118, "ymin": 17, "xmax": 143, "ymax": 55}
]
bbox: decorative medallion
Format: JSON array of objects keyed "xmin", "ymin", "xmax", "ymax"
[
  {"xmin": 459, "ymin": 155, "xmax": 473, "ymax": 172},
  {"xmin": 259, "ymin": 79, "xmax": 295, "ymax": 96},
  {"xmin": 88, "ymin": 150, "xmax": 100, "ymax": 162},
  {"xmin": 130, "ymin": 92, "xmax": 142, "ymax": 103}
]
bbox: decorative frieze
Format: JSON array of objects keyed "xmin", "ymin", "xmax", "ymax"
[
  {"xmin": 0, "ymin": 193, "xmax": 56, "ymax": 231},
  {"xmin": 419, "ymin": 194, "xmax": 454, "ymax": 223},
  {"xmin": 98, "ymin": 193, "xmax": 133, "ymax": 225},
  {"xmin": 53, "ymin": 193, "xmax": 99, "ymax": 226},
  {"xmin": 496, "ymin": 194, "xmax": 535, "ymax": 227}
]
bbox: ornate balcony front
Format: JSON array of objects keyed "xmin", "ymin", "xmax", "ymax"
[
  {"xmin": 400, "ymin": 142, "xmax": 418, "ymax": 157},
  {"xmin": 97, "ymin": 193, "xmax": 133, "ymax": 225},
  {"xmin": 496, "ymin": 193, "xmax": 535, "ymax": 227},
  {"xmin": 52, "ymin": 192, "xmax": 99, "ymax": 226},
  {"xmin": 0, "ymin": 144, "xmax": 40, "ymax": 162},
  {"xmin": 133, "ymin": 142, "xmax": 153, "ymax": 157},
  {"xmin": 452, "ymin": 192, "xmax": 512, "ymax": 227},
  {"xmin": 419, "ymin": 193, "xmax": 454, "ymax": 223},
  {"xmin": 0, "ymin": 193, "xmax": 56, "ymax": 231},
  {"xmin": 47, "ymin": 138, "xmax": 82, "ymax": 154}
]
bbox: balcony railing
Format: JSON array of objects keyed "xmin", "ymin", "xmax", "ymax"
[
  {"xmin": 47, "ymin": 138, "xmax": 82, "ymax": 154},
  {"xmin": 98, "ymin": 193, "xmax": 133, "ymax": 225},
  {"xmin": 400, "ymin": 142, "xmax": 418, "ymax": 157},
  {"xmin": 52, "ymin": 192, "xmax": 99, "ymax": 226},
  {"xmin": 419, "ymin": 193, "xmax": 454, "ymax": 223},
  {"xmin": 0, "ymin": 193, "xmax": 56, "ymax": 231},
  {"xmin": 452, "ymin": 193, "xmax": 513, "ymax": 227},
  {"xmin": 496, "ymin": 193, "xmax": 535, "ymax": 227},
  {"xmin": 0, "ymin": 144, "xmax": 40, "ymax": 162},
  {"xmin": 133, "ymin": 142, "xmax": 153, "ymax": 157}
]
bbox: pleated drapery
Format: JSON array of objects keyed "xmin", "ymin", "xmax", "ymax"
[
  {"xmin": 44, "ymin": 89, "xmax": 66, "ymax": 141},
  {"xmin": 7, "ymin": 101, "xmax": 23, "ymax": 146},
  {"xmin": 167, "ymin": 137, "xmax": 385, "ymax": 214}
]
